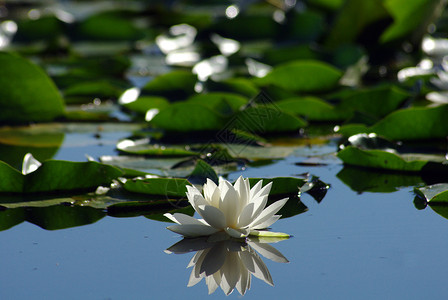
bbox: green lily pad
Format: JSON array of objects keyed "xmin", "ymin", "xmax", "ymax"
[
  {"xmin": 206, "ymin": 78, "xmax": 259, "ymax": 98},
  {"xmin": 275, "ymin": 97, "xmax": 350, "ymax": 121},
  {"xmin": 25, "ymin": 205, "xmax": 106, "ymax": 230},
  {"xmin": 123, "ymin": 177, "xmax": 190, "ymax": 198},
  {"xmin": 0, "ymin": 159, "xmax": 123, "ymax": 194},
  {"xmin": 248, "ymin": 177, "xmax": 307, "ymax": 196},
  {"xmin": 337, "ymin": 146, "xmax": 448, "ymax": 173},
  {"xmin": 116, "ymin": 139, "xmax": 199, "ymax": 156},
  {"xmin": 186, "ymin": 92, "xmax": 248, "ymax": 113},
  {"xmin": 63, "ymin": 80, "xmax": 124, "ymax": 103},
  {"xmin": 337, "ymin": 105, "xmax": 448, "ymax": 140},
  {"xmin": 188, "ymin": 160, "xmax": 219, "ymax": 185},
  {"xmin": 122, "ymin": 96, "xmax": 170, "ymax": 115},
  {"xmin": 141, "ymin": 70, "xmax": 197, "ymax": 100},
  {"xmin": 108, "ymin": 199, "xmax": 193, "ymax": 219},
  {"xmin": 380, "ymin": 0, "xmax": 443, "ymax": 44},
  {"xmin": 338, "ymin": 166, "xmax": 423, "ymax": 193},
  {"xmin": 76, "ymin": 11, "xmax": 145, "ymax": 41},
  {"xmin": 325, "ymin": 0, "xmax": 390, "ymax": 48},
  {"xmin": 232, "ymin": 106, "xmax": 307, "ymax": 134},
  {"xmin": 414, "ymin": 184, "xmax": 448, "ymax": 203},
  {"xmin": 337, "ymin": 85, "xmax": 410, "ymax": 119},
  {"xmin": 149, "ymin": 102, "xmax": 227, "ymax": 132},
  {"xmin": 0, "ymin": 52, "xmax": 65, "ymax": 123},
  {"xmin": 255, "ymin": 60, "xmax": 342, "ymax": 92}
]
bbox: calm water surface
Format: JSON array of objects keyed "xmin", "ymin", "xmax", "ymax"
[{"xmin": 1, "ymin": 134, "xmax": 448, "ymax": 299}]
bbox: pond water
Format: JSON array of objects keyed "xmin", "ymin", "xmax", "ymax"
[
  {"xmin": 1, "ymin": 133, "xmax": 448, "ymax": 300},
  {"xmin": 3, "ymin": 1, "xmax": 448, "ymax": 299}
]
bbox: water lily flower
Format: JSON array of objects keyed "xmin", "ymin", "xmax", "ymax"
[
  {"xmin": 164, "ymin": 176, "xmax": 289, "ymax": 238},
  {"xmin": 165, "ymin": 233, "xmax": 289, "ymax": 295}
]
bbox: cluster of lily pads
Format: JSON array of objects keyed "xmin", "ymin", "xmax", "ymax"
[{"xmin": 1, "ymin": 0, "xmax": 448, "ymax": 232}]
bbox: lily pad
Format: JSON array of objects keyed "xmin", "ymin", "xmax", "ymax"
[
  {"xmin": 325, "ymin": 0, "xmax": 390, "ymax": 48},
  {"xmin": 275, "ymin": 97, "xmax": 349, "ymax": 121},
  {"xmin": 337, "ymin": 146, "xmax": 448, "ymax": 173},
  {"xmin": 76, "ymin": 11, "xmax": 145, "ymax": 41},
  {"xmin": 149, "ymin": 102, "xmax": 227, "ymax": 132},
  {"xmin": 255, "ymin": 60, "xmax": 342, "ymax": 92},
  {"xmin": 337, "ymin": 105, "xmax": 448, "ymax": 140},
  {"xmin": 380, "ymin": 0, "xmax": 443, "ymax": 44},
  {"xmin": 141, "ymin": 70, "xmax": 197, "ymax": 100},
  {"xmin": 0, "ymin": 159, "xmax": 123, "ymax": 194},
  {"xmin": 116, "ymin": 139, "xmax": 199, "ymax": 157},
  {"xmin": 0, "ymin": 52, "xmax": 65, "ymax": 123},
  {"xmin": 414, "ymin": 184, "xmax": 448, "ymax": 203},
  {"xmin": 122, "ymin": 96, "xmax": 170, "ymax": 115},
  {"xmin": 232, "ymin": 106, "xmax": 307, "ymax": 134},
  {"xmin": 186, "ymin": 92, "xmax": 248, "ymax": 113},
  {"xmin": 338, "ymin": 166, "xmax": 423, "ymax": 193},
  {"xmin": 248, "ymin": 177, "xmax": 307, "ymax": 196},
  {"xmin": 337, "ymin": 85, "xmax": 410, "ymax": 119},
  {"xmin": 123, "ymin": 177, "xmax": 190, "ymax": 198}
]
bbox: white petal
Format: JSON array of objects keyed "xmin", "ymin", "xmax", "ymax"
[
  {"xmin": 253, "ymin": 181, "xmax": 272, "ymax": 199},
  {"xmin": 163, "ymin": 213, "xmax": 204, "ymax": 225},
  {"xmin": 220, "ymin": 253, "xmax": 240, "ymax": 295},
  {"xmin": 166, "ymin": 224, "xmax": 219, "ymax": 237},
  {"xmin": 248, "ymin": 194, "xmax": 268, "ymax": 222},
  {"xmin": 206, "ymin": 275, "xmax": 219, "ymax": 294},
  {"xmin": 240, "ymin": 247, "xmax": 273, "ymax": 286},
  {"xmin": 197, "ymin": 205, "xmax": 227, "ymax": 229},
  {"xmin": 187, "ymin": 269, "xmax": 203, "ymax": 287},
  {"xmin": 22, "ymin": 153, "xmax": 42, "ymax": 175},
  {"xmin": 234, "ymin": 176, "xmax": 249, "ymax": 206},
  {"xmin": 251, "ymin": 215, "xmax": 280, "ymax": 230},
  {"xmin": 203, "ymin": 178, "xmax": 220, "ymax": 206},
  {"xmin": 236, "ymin": 265, "xmax": 250, "ymax": 295},
  {"xmin": 200, "ymin": 242, "xmax": 227, "ymax": 276},
  {"xmin": 249, "ymin": 180, "xmax": 263, "ymax": 199},
  {"xmin": 165, "ymin": 236, "xmax": 212, "ymax": 254},
  {"xmin": 224, "ymin": 227, "xmax": 250, "ymax": 238},
  {"xmin": 236, "ymin": 203, "xmax": 255, "ymax": 228},
  {"xmin": 249, "ymin": 198, "xmax": 288, "ymax": 229},
  {"xmin": 247, "ymin": 241, "xmax": 289, "ymax": 263},
  {"xmin": 219, "ymin": 181, "xmax": 240, "ymax": 226},
  {"xmin": 186, "ymin": 185, "xmax": 208, "ymax": 210}
]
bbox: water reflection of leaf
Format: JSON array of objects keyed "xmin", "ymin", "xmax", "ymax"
[{"xmin": 165, "ymin": 234, "xmax": 289, "ymax": 295}]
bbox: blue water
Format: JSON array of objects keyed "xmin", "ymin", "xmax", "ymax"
[{"xmin": 2, "ymin": 142, "xmax": 448, "ymax": 299}]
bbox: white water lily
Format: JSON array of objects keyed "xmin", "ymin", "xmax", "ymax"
[
  {"xmin": 164, "ymin": 176, "xmax": 289, "ymax": 238},
  {"xmin": 165, "ymin": 234, "xmax": 289, "ymax": 295}
]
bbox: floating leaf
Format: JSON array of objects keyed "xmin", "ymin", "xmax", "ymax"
[
  {"xmin": 186, "ymin": 92, "xmax": 248, "ymax": 113},
  {"xmin": 123, "ymin": 177, "xmax": 190, "ymax": 198},
  {"xmin": 338, "ymin": 166, "xmax": 423, "ymax": 193},
  {"xmin": 337, "ymin": 146, "xmax": 448, "ymax": 173},
  {"xmin": 247, "ymin": 177, "xmax": 306, "ymax": 196},
  {"xmin": 414, "ymin": 184, "xmax": 448, "ymax": 203},
  {"xmin": 188, "ymin": 160, "xmax": 219, "ymax": 185},
  {"xmin": 25, "ymin": 205, "xmax": 106, "ymax": 230},
  {"xmin": 116, "ymin": 139, "xmax": 199, "ymax": 156},
  {"xmin": 0, "ymin": 52, "xmax": 65, "ymax": 123},
  {"xmin": 380, "ymin": 0, "xmax": 443, "ymax": 44},
  {"xmin": 255, "ymin": 60, "xmax": 342, "ymax": 92},
  {"xmin": 141, "ymin": 70, "xmax": 197, "ymax": 100},
  {"xmin": 275, "ymin": 97, "xmax": 349, "ymax": 121},
  {"xmin": 232, "ymin": 106, "xmax": 307, "ymax": 134},
  {"xmin": 337, "ymin": 85, "xmax": 410, "ymax": 119},
  {"xmin": 325, "ymin": 0, "xmax": 390, "ymax": 48},
  {"xmin": 0, "ymin": 159, "xmax": 123, "ymax": 193},
  {"xmin": 76, "ymin": 11, "xmax": 145, "ymax": 41},
  {"xmin": 122, "ymin": 96, "xmax": 170, "ymax": 115},
  {"xmin": 337, "ymin": 105, "xmax": 448, "ymax": 140},
  {"xmin": 149, "ymin": 103, "xmax": 227, "ymax": 132}
]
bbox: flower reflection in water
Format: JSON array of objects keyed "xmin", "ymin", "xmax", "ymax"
[{"xmin": 165, "ymin": 233, "xmax": 289, "ymax": 296}]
